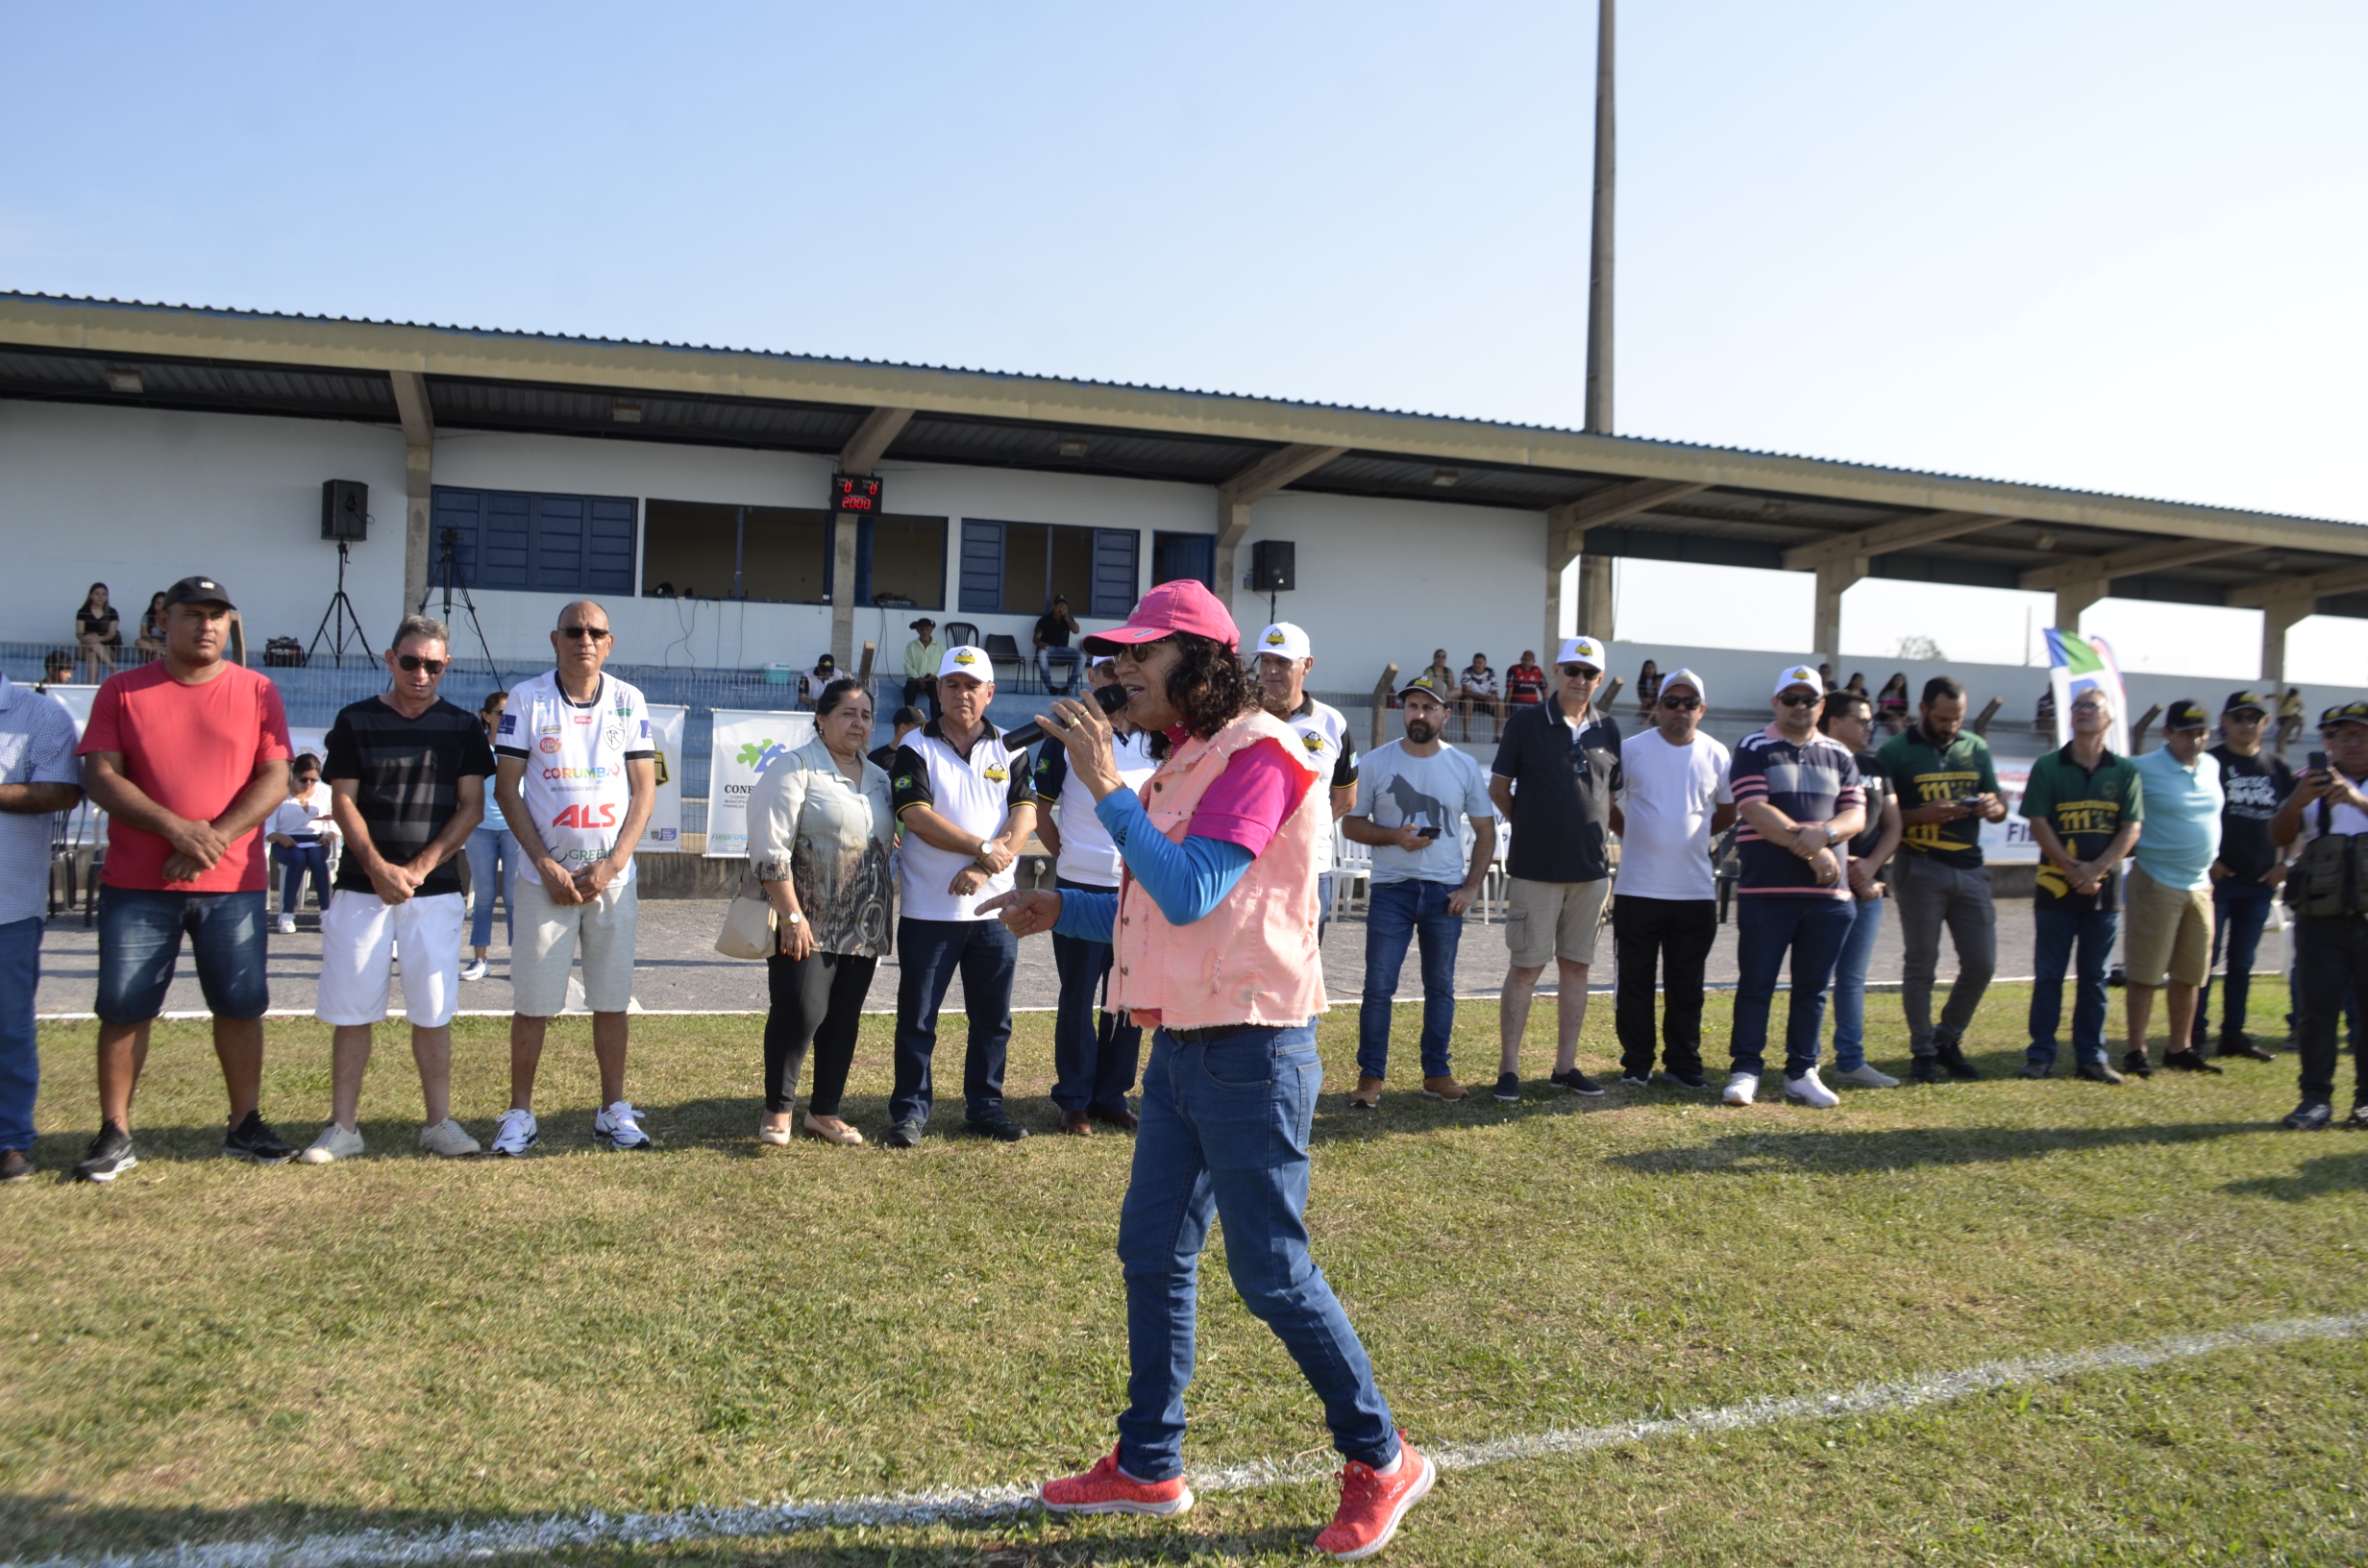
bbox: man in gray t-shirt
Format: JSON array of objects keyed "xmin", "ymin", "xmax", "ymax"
[{"xmin": 1343, "ymin": 678, "xmax": 1497, "ymax": 1107}]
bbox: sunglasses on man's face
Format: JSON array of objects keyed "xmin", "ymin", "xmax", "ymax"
[
  {"xmin": 558, "ymin": 625, "xmax": 610, "ymax": 641},
  {"xmin": 1778, "ymin": 693, "xmax": 1822, "ymax": 708},
  {"xmin": 1659, "ymin": 696, "xmax": 1701, "ymax": 711},
  {"xmin": 396, "ymin": 654, "xmax": 447, "ymax": 674},
  {"xmin": 1560, "ymin": 665, "xmax": 1601, "ymax": 679}
]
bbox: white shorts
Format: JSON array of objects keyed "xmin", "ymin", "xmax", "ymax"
[
  {"xmin": 315, "ymin": 890, "xmax": 466, "ymax": 1028},
  {"xmin": 512, "ymin": 876, "xmax": 639, "ymax": 1017}
]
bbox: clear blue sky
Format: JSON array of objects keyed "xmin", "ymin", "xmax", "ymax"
[{"xmin": 7, "ymin": 2, "xmax": 2362, "ymax": 676}]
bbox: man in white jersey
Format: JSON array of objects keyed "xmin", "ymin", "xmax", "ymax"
[
  {"xmin": 885, "ymin": 645, "xmax": 1039, "ymax": 1147},
  {"xmin": 1035, "ymin": 658, "xmax": 1160, "ymax": 1134},
  {"xmin": 489, "ymin": 601, "xmax": 659, "ymax": 1156},
  {"xmin": 1253, "ymin": 623, "xmax": 1357, "ymax": 931}
]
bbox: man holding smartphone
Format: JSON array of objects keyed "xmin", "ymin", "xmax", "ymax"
[{"xmin": 2269, "ymin": 701, "xmax": 2368, "ymax": 1130}]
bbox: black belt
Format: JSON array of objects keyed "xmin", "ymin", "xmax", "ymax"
[{"xmin": 1164, "ymin": 1024, "xmax": 1256, "ymax": 1043}]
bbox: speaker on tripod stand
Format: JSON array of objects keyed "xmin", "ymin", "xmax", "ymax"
[{"xmin": 308, "ymin": 479, "xmax": 372, "ymax": 668}]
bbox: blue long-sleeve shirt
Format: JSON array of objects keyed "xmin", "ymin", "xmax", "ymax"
[{"xmin": 1048, "ymin": 785, "xmax": 1253, "ymax": 943}]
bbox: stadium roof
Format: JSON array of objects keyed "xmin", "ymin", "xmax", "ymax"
[{"xmin": 5, "ymin": 290, "xmax": 2366, "ymax": 622}]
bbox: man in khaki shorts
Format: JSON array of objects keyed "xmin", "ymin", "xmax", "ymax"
[
  {"xmin": 1485, "ymin": 635, "xmax": 1622, "ymax": 1100},
  {"xmin": 2123, "ymin": 700, "xmax": 2225, "ymax": 1076}
]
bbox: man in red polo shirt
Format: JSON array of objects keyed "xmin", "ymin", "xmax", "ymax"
[{"xmin": 72, "ymin": 576, "xmax": 295, "ymax": 1182}]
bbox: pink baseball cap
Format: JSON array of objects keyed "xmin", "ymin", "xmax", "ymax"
[{"xmin": 1082, "ymin": 578, "xmax": 1241, "ymax": 654}]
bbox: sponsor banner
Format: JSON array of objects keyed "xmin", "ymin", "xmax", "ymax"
[
  {"xmin": 644, "ymin": 703, "xmax": 686, "ymax": 852},
  {"xmin": 2043, "ymin": 628, "xmax": 2133, "ymax": 756},
  {"xmin": 705, "ymin": 708, "xmax": 814, "ymax": 859},
  {"xmin": 1976, "ymin": 758, "xmax": 2038, "ymax": 864}
]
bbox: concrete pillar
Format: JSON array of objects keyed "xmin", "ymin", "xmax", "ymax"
[
  {"xmin": 1813, "ymin": 557, "xmax": 1864, "ymax": 669},
  {"xmin": 403, "ymin": 443, "xmax": 432, "ymax": 621},
  {"xmin": 828, "ymin": 513, "xmax": 860, "ymax": 669},
  {"xmin": 2260, "ymin": 596, "xmax": 2313, "ymax": 688},
  {"xmin": 1214, "ymin": 498, "xmax": 1254, "ymax": 631},
  {"xmin": 2053, "ymin": 576, "xmax": 2106, "ymax": 637},
  {"xmin": 1576, "ymin": 554, "xmax": 1616, "ymax": 643}
]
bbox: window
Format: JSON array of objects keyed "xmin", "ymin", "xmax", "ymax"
[
  {"xmin": 857, "ymin": 514, "xmax": 948, "ymax": 610},
  {"xmin": 641, "ymin": 501, "xmax": 829, "ymax": 601},
  {"xmin": 433, "ymin": 487, "xmax": 636, "ymax": 595},
  {"xmin": 1152, "ymin": 530, "xmax": 1215, "ymax": 591},
  {"xmin": 958, "ymin": 520, "xmax": 1139, "ymax": 618}
]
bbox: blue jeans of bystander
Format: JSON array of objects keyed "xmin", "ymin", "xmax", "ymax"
[
  {"xmin": 1731, "ymin": 895, "xmax": 1855, "ymax": 1079},
  {"xmin": 0, "ymin": 916, "xmax": 39, "ymax": 1152},
  {"xmin": 1050, "ymin": 876, "xmax": 1142, "ymax": 1114},
  {"xmin": 891, "ymin": 916, "xmax": 1018, "ymax": 1127},
  {"xmin": 1356, "ymin": 878, "xmax": 1463, "ymax": 1082},
  {"xmin": 1827, "ymin": 894, "xmax": 1886, "ymax": 1072},
  {"xmin": 2028, "ymin": 905, "xmax": 2118, "ymax": 1068}
]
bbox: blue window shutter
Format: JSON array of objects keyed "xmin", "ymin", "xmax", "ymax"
[
  {"xmin": 959, "ymin": 519, "xmax": 1003, "ymax": 613},
  {"xmin": 1091, "ymin": 528, "xmax": 1139, "ymax": 619},
  {"xmin": 481, "ymin": 492, "xmax": 532, "ymax": 589},
  {"xmin": 533, "ymin": 496, "xmax": 585, "ymax": 590},
  {"xmin": 1153, "ymin": 531, "xmax": 1213, "ymax": 590},
  {"xmin": 586, "ymin": 497, "xmax": 637, "ymax": 593},
  {"xmin": 432, "ymin": 487, "xmax": 481, "ymax": 585}
]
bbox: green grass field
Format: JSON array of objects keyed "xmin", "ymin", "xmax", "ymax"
[{"xmin": 3, "ymin": 988, "xmax": 2364, "ymax": 1566}]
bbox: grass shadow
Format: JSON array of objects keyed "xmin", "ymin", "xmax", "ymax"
[
  {"xmin": 1602, "ymin": 1119, "xmax": 2262, "ymax": 1176},
  {"xmin": 2220, "ymin": 1150, "xmax": 2368, "ymax": 1202}
]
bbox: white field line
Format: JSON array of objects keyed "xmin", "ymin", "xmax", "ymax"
[{"xmin": 10, "ymin": 1312, "xmax": 2360, "ymax": 1568}]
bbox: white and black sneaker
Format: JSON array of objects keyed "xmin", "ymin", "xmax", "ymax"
[
  {"xmin": 490, "ymin": 1108, "xmax": 541, "ymax": 1158},
  {"xmin": 593, "ymin": 1100, "xmax": 653, "ymax": 1150},
  {"xmin": 1616, "ymin": 1071, "xmax": 1653, "ymax": 1090},
  {"xmin": 1721, "ymin": 1072, "xmax": 1761, "ymax": 1107},
  {"xmin": 72, "ymin": 1125, "xmax": 138, "ymax": 1184},
  {"xmin": 1783, "ymin": 1068, "xmax": 1840, "ymax": 1109},
  {"xmin": 224, "ymin": 1111, "xmax": 296, "ymax": 1164}
]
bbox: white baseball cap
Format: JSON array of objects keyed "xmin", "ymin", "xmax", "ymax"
[
  {"xmin": 1659, "ymin": 667, "xmax": 1708, "ymax": 703},
  {"xmin": 938, "ymin": 645, "xmax": 995, "ymax": 682},
  {"xmin": 1558, "ymin": 635, "xmax": 1606, "ymax": 670},
  {"xmin": 1254, "ymin": 622, "xmax": 1312, "ymax": 661},
  {"xmin": 1772, "ymin": 663, "xmax": 1823, "ymax": 696}
]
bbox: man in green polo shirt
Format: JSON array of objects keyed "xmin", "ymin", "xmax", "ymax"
[
  {"xmin": 2019, "ymin": 687, "xmax": 2144, "ymax": 1082},
  {"xmin": 1878, "ymin": 675, "xmax": 2007, "ymax": 1082}
]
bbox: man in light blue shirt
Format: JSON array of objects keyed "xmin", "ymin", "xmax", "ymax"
[
  {"xmin": 0, "ymin": 674, "xmax": 85, "ymax": 1182},
  {"xmin": 2124, "ymin": 701, "xmax": 2225, "ymax": 1076}
]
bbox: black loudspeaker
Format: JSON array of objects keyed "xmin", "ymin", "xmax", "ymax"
[
  {"xmin": 1250, "ymin": 539, "xmax": 1295, "ymax": 592},
  {"xmin": 321, "ymin": 479, "xmax": 368, "ymax": 542}
]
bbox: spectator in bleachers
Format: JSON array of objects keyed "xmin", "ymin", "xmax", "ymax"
[
  {"xmin": 75, "ymin": 582, "xmax": 122, "ymax": 684},
  {"xmin": 1487, "ymin": 634, "xmax": 1620, "ymax": 1101},
  {"xmin": 134, "ymin": 591, "xmax": 169, "ymax": 661},
  {"xmin": 0, "ymin": 669, "xmax": 82, "ymax": 1184},
  {"xmin": 264, "ymin": 753, "xmax": 337, "ymax": 934},
  {"xmin": 1633, "ymin": 659, "xmax": 1662, "ymax": 723},
  {"xmin": 1819, "ymin": 687, "xmax": 1904, "ymax": 1088},
  {"xmin": 1506, "ymin": 650, "xmax": 1547, "ymax": 707},
  {"xmin": 870, "ymin": 705, "xmax": 926, "ymax": 771},
  {"xmin": 2122, "ymin": 700, "xmax": 2224, "ymax": 1077},
  {"xmin": 2019, "ymin": 686, "xmax": 2142, "ymax": 1083},
  {"xmin": 39, "ymin": 649, "xmax": 72, "ymax": 689},
  {"xmin": 1420, "ymin": 648, "xmax": 1457, "ymax": 693},
  {"xmin": 802, "ymin": 653, "xmax": 839, "ymax": 707},
  {"xmin": 1723, "ymin": 665, "xmax": 1863, "ymax": 1108},
  {"xmin": 1456, "ymin": 652, "xmax": 1501, "ymax": 741},
  {"xmin": 1343, "ymin": 677, "xmax": 1495, "ymax": 1107},
  {"xmin": 1876, "ymin": 672, "xmax": 1911, "ymax": 734},
  {"xmin": 2194, "ymin": 691, "xmax": 2289, "ymax": 1061},
  {"xmin": 1880, "ymin": 675, "xmax": 2005, "ymax": 1082},
  {"xmin": 2275, "ymin": 687, "xmax": 2305, "ymax": 758},
  {"xmin": 1844, "ymin": 672, "xmax": 1869, "ymax": 700},
  {"xmin": 1610, "ymin": 667, "xmax": 1731, "ymax": 1091},
  {"xmin": 1036, "ymin": 596, "xmax": 1083, "ymax": 694},
  {"xmin": 901, "ymin": 619, "xmax": 941, "ymax": 718},
  {"xmin": 462, "ymin": 691, "xmax": 514, "ymax": 981},
  {"xmin": 2035, "ymin": 685, "xmax": 2057, "ymax": 733},
  {"xmin": 1252, "ymin": 625, "xmax": 1356, "ymax": 928}
]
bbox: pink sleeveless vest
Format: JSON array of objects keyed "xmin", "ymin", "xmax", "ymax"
[{"xmin": 1109, "ymin": 708, "xmax": 1328, "ymax": 1029}]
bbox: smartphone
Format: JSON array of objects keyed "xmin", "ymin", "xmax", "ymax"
[
  {"xmin": 1954, "ymin": 796, "xmax": 1986, "ymax": 810},
  {"xmin": 1416, "ymin": 826, "xmax": 1443, "ymax": 841},
  {"xmin": 2309, "ymin": 750, "xmax": 2329, "ymax": 773}
]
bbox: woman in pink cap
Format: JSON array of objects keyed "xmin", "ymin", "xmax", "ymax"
[{"xmin": 984, "ymin": 578, "xmax": 1432, "ymax": 1561}]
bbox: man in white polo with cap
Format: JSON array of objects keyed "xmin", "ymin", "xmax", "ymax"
[
  {"xmin": 1609, "ymin": 666, "xmax": 1732, "ymax": 1090},
  {"xmin": 885, "ymin": 642, "xmax": 1039, "ymax": 1147},
  {"xmin": 1487, "ymin": 634, "xmax": 1623, "ymax": 1100},
  {"xmin": 1253, "ymin": 622, "xmax": 1358, "ymax": 928}
]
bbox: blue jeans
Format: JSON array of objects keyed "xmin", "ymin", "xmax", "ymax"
[
  {"xmin": 94, "ymin": 887, "xmax": 270, "ymax": 1025},
  {"xmin": 1116, "ymin": 1024, "xmax": 1398, "ymax": 1481},
  {"xmin": 465, "ymin": 827, "xmax": 517, "ymax": 948},
  {"xmin": 1828, "ymin": 894, "xmax": 1885, "ymax": 1072},
  {"xmin": 1038, "ymin": 649, "xmax": 1082, "ymax": 693},
  {"xmin": 272, "ymin": 841, "xmax": 329, "ymax": 917},
  {"xmin": 1050, "ymin": 876, "xmax": 1142, "ymax": 1113},
  {"xmin": 891, "ymin": 916, "xmax": 1018, "ymax": 1126},
  {"xmin": 2028, "ymin": 905, "xmax": 2118, "ymax": 1067},
  {"xmin": 1731, "ymin": 895, "xmax": 1855, "ymax": 1078},
  {"xmin": 0, "ymin": 916, "xmax": 38, "ymax": 1152},
  {"xmin": 1317, "ymin": 871, "xmax": 1333, "ymax": 942},
  {"xmin": 1356, "ymin": 878, "xmax": 1463, "ymax": 1081},
  {"xmin": 2193, "ymin": 878, "xmax": 2274, "ymax": 1048}
]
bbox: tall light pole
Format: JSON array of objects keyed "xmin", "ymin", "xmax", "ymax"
[{"xmin": 1584, "ymin": 0, "xmax": 1615, "ymax": 435}]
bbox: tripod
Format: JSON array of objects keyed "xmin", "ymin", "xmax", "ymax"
[
  {"xmin": 420, "ymin": 527, "xmax": 503, "ymax": 682},
  {"xmin": 308, "ymin": 539, "xmax": 370, "ymax": 668}
]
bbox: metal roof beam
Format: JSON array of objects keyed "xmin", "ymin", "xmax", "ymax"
[
  {"xmin": 2226, "ymin": 564, "xmax": 2368, "ymax": 609},
  {"xmin": 1217, "ymin": 443, "xmax": 1348, "ymax": 506},
  {"xmin": 2019, "ymin": 538, "xmax": 2253, "ymax": 592},
  {"xmin": 838, "ymin": 405, "xmax": 914, "ymax": 477},
  {"xmin": 1781, "ymin": 510, "xmax": 2008, "ymax": 573}
]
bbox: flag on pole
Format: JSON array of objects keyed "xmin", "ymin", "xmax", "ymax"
[{"xmin": 2043, "ymin": 628, "xmax": 2132, "ymax": 755}]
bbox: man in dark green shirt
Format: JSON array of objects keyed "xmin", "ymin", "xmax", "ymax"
[
  {"xmin": 1877, "ymin": 676, "xmax": 2007, "ymax": 1081},
  {"xmin": 2018, "ymin": 686, "xmax": 2144, "ymax": 1080}
]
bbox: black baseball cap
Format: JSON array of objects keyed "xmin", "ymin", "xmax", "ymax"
[
  {"xmin": 2162, "ymin": 699, "xmax": 2208, "ymax": 731},
  {"xmin": 2319, "ymin": 700, "xmax": 2368, "ymax": 729},
  {"xmin": 160, "ymin": 575, "xmax": 234, "ymax": 610},
  {"xmin": 2222, "ymin": 690, "xmax": 2273, "ymax": 716}
]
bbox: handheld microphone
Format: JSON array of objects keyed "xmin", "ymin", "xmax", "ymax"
[{"xmin": 999, "ymin": 682, "xmax": 1130, "ymax": 750}]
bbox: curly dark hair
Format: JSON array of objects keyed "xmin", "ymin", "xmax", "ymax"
[{"xmin": 1142, "ymin": 633, "xmax": 1260, "ymax": 759}]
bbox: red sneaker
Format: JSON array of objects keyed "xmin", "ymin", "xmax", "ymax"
[
  {"xmin": 1039, "ymin": 1448, "xmax": 1195, "ymax": 1517},
  {"xmin": 1313, "ymin": 1435, "xmax": 1435, "ymax": 1560}
]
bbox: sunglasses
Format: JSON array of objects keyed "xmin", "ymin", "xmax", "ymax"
[
  {"xmin": 1659, "ymin": 696, "xmax": 1701, "ymax": 711},
  {"xmin": 558, "ymin": 625, "xmax": 611, "ymax": 641},
  {"xmin": 1560, "ymin": 665, "xmax": 1602, "ymax": 679},
  {"xmin": 395, "ymin": 654, "xmax": 447, "ymax": 674},
  {"xmin": 1778, "ymin": 693, "xmax": 1822, "ymax": 708}
]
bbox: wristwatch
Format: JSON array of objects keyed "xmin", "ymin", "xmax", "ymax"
[
  {"xmin": 783, "ymin": 911, "xmax": 803, "ymax": 926},
  {"xmin": 974, "ymin": 843, "xmax": 999, "ymax": 869},
  {"xmin": 1823, "ymin": 826, "xmax": 1843, "ymax": 847}
]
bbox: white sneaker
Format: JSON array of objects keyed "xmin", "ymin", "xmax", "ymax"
[
  {"xmin": 459, "ymin": 958, "xmax": 488, "ymax": 982},
  {"xmin": 490, "ymin": 1108, "xmax": 539, "ymax": 1158},
  {"xmin": 277, "ymin": 914, "xmax": 297, "ymax": 935},
  {"xmin": 1721, "ymin": 1072, "xmax": 1760, "ymax": 1106},
  {"xmin": 594, "ymin": 1100, "xmax": 653, "ymax": 1150},
  {"xmin": 298, "ymin": 1122, "xmax": 364, "ymax": 1164},
  {"xmin": 1830, "ymin": 1062, "xmax": 1900, "ymax": 1089},
  {"xmin": 418, "ymin": 1118, "xmax": 481, "ymax": 1158},
  {"xmin": 1784, "ymin": 1067, "xmax": 1841, "ymax": 1109}
]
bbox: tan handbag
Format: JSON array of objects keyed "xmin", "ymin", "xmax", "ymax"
[{"xmin": 714, "ymin": 884, "xmax": 777, "ymax": 961}]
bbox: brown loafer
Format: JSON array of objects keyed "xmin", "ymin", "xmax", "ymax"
[
  {"xmin": 1421, "ymin": 1075, "xmax": 1468, "ymax": 1102},
  {"xmin": 1061, "ymin": 1110, "xmax": 1095, "ymax": 1137},
  {"xmin": 1087, "ymin": 1103, "xmax": 1139, "ymax": 1132},
  {"xmin": 1349, "ymin": 1074, "xmax": 1384, "ymax": 1110}
]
